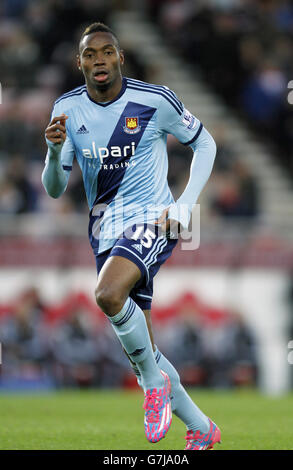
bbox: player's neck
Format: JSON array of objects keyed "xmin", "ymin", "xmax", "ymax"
[{"xmin": 86, "ymin": 76, "xmax": 123, "ymax": 103}]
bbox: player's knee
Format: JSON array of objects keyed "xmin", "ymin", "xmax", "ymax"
[{"xmin": 95, "ymin": 285, "xmax": 124, "ymax": 316}]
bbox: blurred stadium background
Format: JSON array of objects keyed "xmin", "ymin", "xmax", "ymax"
[{"xmin": 0, "ymin": 0, "xmax": 293, "ymax": 402}]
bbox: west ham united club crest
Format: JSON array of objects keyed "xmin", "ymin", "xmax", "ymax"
[{"xmin": 123, "ymin": 117, "xmax": 141, "ymax": 134}]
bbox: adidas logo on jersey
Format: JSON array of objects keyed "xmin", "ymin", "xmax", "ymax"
[
  {"xmin": 132, "ymin": 243, "xmax": 143, "ymax": 254},
  {"xmin": 76, "ymin": 125, "xmax": 89, "ymax": 134}
]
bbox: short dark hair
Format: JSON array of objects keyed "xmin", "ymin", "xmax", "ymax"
[{"xmin": 79, "ymin": 22, "xmax": 120, "ymax": 50}]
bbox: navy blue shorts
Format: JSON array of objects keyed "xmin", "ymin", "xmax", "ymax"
[{"xmin": 95, "ymin": 223, "xmax": 177, "ymax": 310}]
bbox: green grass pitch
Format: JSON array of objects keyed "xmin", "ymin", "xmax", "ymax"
[{"xmin": 0, "ymin": 388, "xmax": 292, "ymax": 450}]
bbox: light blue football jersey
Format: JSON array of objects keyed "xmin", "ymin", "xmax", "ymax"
[{"xmin": 50, "ymin": 77, "xmax": 203, "ymax": 254}]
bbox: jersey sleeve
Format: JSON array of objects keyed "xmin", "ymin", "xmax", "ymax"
[
  {"xmin": 156, "ymin": 88, "xmax": 203, "ymax": 146},
  {"xmin": 46, "ymin": 101, "xmax": 75, "ymax": 171}
]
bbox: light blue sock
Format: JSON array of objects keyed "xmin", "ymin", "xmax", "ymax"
[
  {"xmin": 131, "ymin": 346, "xmax": 210, "ymax": 433},
  {"xmin": 108, "ymin": 298, "xmax": 164, "ymax": 391}
]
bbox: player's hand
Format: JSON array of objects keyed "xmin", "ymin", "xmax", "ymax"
[
  {"xmin": 155, "ymin": 207, "xmax": 181, "ymax": 239},
  {"xmin": 45, "ymin": 114, "xmax": 68, "ymax": 146}
]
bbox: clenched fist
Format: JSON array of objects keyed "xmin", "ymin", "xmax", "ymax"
[{"xmin": 45, "ymin": 114, "xmax": 68, "ymax": 146}]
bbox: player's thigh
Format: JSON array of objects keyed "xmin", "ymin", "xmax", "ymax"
[{"xmin": 95, "ymin": 255, "xmax": 141, "ymax": 311}]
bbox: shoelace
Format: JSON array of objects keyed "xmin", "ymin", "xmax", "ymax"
[
  {"xmin": 184, "ymin": 429, "xmax": 210, "ymax": 449},
  {"xmin": 143, "ymin": 390, "xmax": 163, "ymax": 423},
  {"xmin": 184, "ymin": 430, "xmax": 201, "ymax": 442}
]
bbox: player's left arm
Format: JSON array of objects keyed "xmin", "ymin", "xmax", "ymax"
[
  {"xmin": 168, "ymin": 126, "xmax": 216, "ymax": 230},
  {"xmin": 155, "ymin": 92, "xmax": 217, "ymax": 233}
]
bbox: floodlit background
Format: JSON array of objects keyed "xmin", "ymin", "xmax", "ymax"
[{"xmin": 0, "ymin": 0, "xmax": 293, "ymax": 397}]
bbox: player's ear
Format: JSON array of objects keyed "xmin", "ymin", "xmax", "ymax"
[
  {"xmin": 76, "ymin": 54, "xmax": 81, "ymax": 71},
  {"xmin": 119, "ymin": 50, "xmax": 124, "ymax": 67}
]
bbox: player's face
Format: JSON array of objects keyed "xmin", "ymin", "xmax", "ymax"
[{"xmin": 78, "ymin": 32, "xmax": 124, "ymax": 90}]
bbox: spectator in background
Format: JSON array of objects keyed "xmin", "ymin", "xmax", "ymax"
[
  {"xmin": 49, "ymin": 308, "xmax": 104, "ymax": 387},
  {"xmin": 201, "ymin": 309, "xmax": 258, "ymax": 388},
  {"xmin": 210, "ymin": 159, "xmax": 259, "ymax": 219},
  {"xmin": 49, "ymin": 306, "xmax": 130, "ymax": 388},
  {"xmin": 0, "ymin": 288, "xmax": 52, "ymax": 384},
  {"xmin": 227, "ymin": 310, "xmax": 258, "ymax": 387},
  {"xmin": 242, "ymin": 59, "xmax": 287, "ymax": 131},
  {"xmin": 0, "ymin": 155, "xmax": 38, "ymax": 213}
]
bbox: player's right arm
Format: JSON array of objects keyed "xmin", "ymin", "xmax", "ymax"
[{"xmin": 42, "ymin": 113, "xmax": 72, "ymax": 198}]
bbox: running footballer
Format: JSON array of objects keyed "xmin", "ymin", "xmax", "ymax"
[{"xmin": 42, "ymin": 22, "xmax": 221, "ymax": 450}]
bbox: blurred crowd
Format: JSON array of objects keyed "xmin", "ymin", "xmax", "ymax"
[
  {"xmin": 0, "ymin": 0, "xmax": 260, "ymax": 220},
  {"xmin": 149, "ymin": 0, "xmax": 293, "ymax": 178},
  {"xmin": 0, "ymin": 288, "xmax": 258, "ymax": 390}
]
